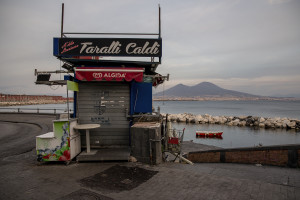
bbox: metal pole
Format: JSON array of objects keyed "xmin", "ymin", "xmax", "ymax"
[
  {"xmin": 67, "ymin": 85, "xmax": 69, "ymax": 119},
  {"xmin": 63, "ymin": 32, "xmax": 159, "ymax": 36},
  {"xmin": 61, "ymin": 3, "xmax": 64, "ymax": 38},
  {"xmin": 159, "ymin": 4, "xmax": 161, "ymax": 39},
  {"xmin": 159, "ymin": 4, "xmax": 162, "ymax": 64}
]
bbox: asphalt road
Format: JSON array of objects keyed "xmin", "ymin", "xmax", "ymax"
[
  {"xmin": 0, "ymin": 114, "xmax": 55, "ymax": 160},
  {"xmin": 0, "ymin": 113, "xmax": 299, "ymax": 200},
  {"xmin": 0, "ymin": 122, "xmax": 41, "ymax": 159}
]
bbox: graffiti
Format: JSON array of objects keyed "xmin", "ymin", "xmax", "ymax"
[
  {"xmin": 36, "ymin": 122, "xmax": 70, "ymax": 162},
  {"xmin": 92, "ymin": 91, "xmax": 109, "ymax": 97},
  {"xmin": 91, "ymin": 117, "xmax": 110, "ymax": 124},
  {"xmin": 94, "ymin": 101, "xmax": 106, "ymax": 115},
  {"xmin": 93, "ymin": 91, "xmax": 109, "ymax": 115}
]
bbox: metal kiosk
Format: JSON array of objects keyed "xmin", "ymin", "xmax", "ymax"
[{"xmin": 35, "ymin": 4, "xmax": 169, "ymax": 163}]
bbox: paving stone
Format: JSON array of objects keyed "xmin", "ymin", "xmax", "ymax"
[{"xmin": 1, "ymin": 113, "xmax": 300, "ymax": 200}]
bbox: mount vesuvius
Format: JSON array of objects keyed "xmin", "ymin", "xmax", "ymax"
[{"xmin": 153, "ymin": 82, "xmax": 260, "ymax": 98}]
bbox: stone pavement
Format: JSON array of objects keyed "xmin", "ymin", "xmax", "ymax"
[
  {"xmin": 1, "ymin": 157, "xmax": 299, "ymax": 200},
  {"xmin": 0, "ymin": 113, "xmax": 299, "ymax": 200},
  {"xmin": 109, "ymin": 162, "xmax": 300, "ymax": 200}
]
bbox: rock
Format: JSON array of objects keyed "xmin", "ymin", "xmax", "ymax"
[
  {"xmin": 259, "ymin": 117, "xmax": 265, "ymax": 123},
  {"xmin": 213, "ymin": 116, "xmax": 220, "ymax": 124},
  {"xmin": 275, "ymin": 122, "xmax": 282, "ymax": 128},
  {"xmin": 203, "ymin": 118, "xmax": 209, "ymax": 123},
  {"xmin": 204, "ymin": 114, "xmax": 211, "ymax": 118},
  {"xmin": 195, "ymin": 115, "xmax": 203, "ymax": 123},
  {"xmin": 169, "ymin": 114, "xmax": 176, "ymax": 122},
  {"xmin": 162, "ymin": 113, "xmax": 299, "ymax": 130},
  {"xmin": 208, "ymin": 116, "xmax": 215, "ymax": 124},
  {"xmin": 274, "ymin": 117, "xmax": 281, "ymax": 122},
  {"xmin": 227, "ymin": 121, "xmax": 233, "ymax": 126},
  {"xmin": 228, "ymin": 116, "xmax": 234, "ymax": 121},
  {"xmin": 209, "ymin": 120, "xmax": 216, "ymax": 124},
  {"xmin": 239, "ymin": 116, "xmax": 247, "ymax": 120},
  {"xmin": 287, "ymin": 121, "xmax": 296, "ymax": 129},
  {"xmin": 282, "ymin": 119, "xmax": 290, "ymax": 128},
  {"xmin": 246, "ymin": 118, "xmax": 254, "ymax": 126},
  {"xmin": 239, "ymin": 121, "xmax": 246, "ymax": 126},
  {"xmin": 175, "ymin": 114, "xmax": 184, "ymax": 122},
  {"xmin": 189, "ymin": 117, "xmax": 196, "ymax": 123},
  {"xmin": 264, "ymin": 120, "xmax": 273, "ymax": 128},
  {"xmin": 232, "ymin": 119, "xmax": 240, "ymax": 126},
  {"xmin": 219, "ymin": 117, "xmax": 227, "ymax": 124},
  {"xmin": 296, "ymin": 121, "xmax": 300, "ymax": 130}
]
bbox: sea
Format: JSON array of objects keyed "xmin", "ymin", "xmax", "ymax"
[
  {"xmin": 153, "ymin": 100, "xmax": 300, "ymax": 148},
  {"xmin": 2, "ymin": 100, "xmax": 300, "ymax": 148},
  {"xmin": 153, "ymin": 100, "xmax": 300, "ymax": 119}
]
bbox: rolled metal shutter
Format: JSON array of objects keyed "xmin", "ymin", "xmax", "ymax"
[{"xmin": 77, "ymin": 82, "xmax": 130, "ymax": 148}]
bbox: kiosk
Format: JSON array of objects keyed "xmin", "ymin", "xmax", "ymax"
[{"xmin": 35, "ymin": 4, "xmax": 168, "ymax": 163}]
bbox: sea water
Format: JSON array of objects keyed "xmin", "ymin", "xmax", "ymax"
[
  {"xmin": 153, "ymin": 100, "xmax": 300, "ymax": 148},
  {"xmin": 153, "ymin": 100, "xmax": 300, "ymax": 119}
]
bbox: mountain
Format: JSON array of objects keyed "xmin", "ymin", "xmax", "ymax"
[{"xmin": 153, "ymin": 82, "xmax": 260, "ymax": 98}]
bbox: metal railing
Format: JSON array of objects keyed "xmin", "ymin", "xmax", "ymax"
[{"xmin": 0, "ymin": 107, "xmax": 72, "ymax": 114}]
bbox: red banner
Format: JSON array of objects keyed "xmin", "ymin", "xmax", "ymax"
[{"xmin": 75, "ymin": 67, "xmax": 144, "ymax": 82}]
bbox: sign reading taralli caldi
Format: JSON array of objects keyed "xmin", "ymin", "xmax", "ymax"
[{"xmin": 57, "ymin": 38, "xmax": 162, "ymax": 57}]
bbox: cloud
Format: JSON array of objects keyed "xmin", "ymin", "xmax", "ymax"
[
  {"xmin": 268, "ymin": 0, "xmax": 292, "ymax": 4},
  {"xmin": 0, "ymin": 0, "xmax": 300, "ymax": 97}
]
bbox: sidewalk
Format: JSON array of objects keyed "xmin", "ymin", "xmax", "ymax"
[{"xmin": 0, "ymin": 113, "xmax": 299, "ymax": 200}]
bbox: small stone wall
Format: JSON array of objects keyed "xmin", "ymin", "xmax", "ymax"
[
  {"xmin": 162, "ymin": 113, "xmax": 300, "ymax": 130},
  {"xmin": 187, "ymin": 144, "xmax": 300, "ymax": 168}
]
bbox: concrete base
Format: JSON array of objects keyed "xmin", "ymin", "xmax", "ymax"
[
  {"xmin": 131, "ymin": 122, "xmax": 162, "ymax": 165},
  {"xmin": 76, "ymin": 148, "xmax": 130, "ymax": 162}
]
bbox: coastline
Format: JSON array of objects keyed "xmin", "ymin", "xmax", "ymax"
[
  {"xmin": 163, "ymin": 113, "xmax": 300, "ymax": 130},
  {"xmin": 2, "ymin": 100, "xmax": 299, "ymax": 130},
  {"xmin": 153, "ymin": 97, "xmax": 300, "ymax": 101}
]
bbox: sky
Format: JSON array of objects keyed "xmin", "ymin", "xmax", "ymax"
[{"xmin": 0, "ymin": 0, "xmax": 300, "ymax": 97}]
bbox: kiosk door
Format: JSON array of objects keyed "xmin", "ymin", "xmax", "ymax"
[{"xmin": 77, "ymin": 82, "xmax": 130, "ymax": 148}]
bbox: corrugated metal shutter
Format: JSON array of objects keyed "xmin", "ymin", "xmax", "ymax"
[{"xmin": 77, "ymin": 82, "xmax": 130, "ymax": 148}]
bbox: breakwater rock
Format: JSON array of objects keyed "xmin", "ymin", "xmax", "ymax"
[{"xmin": 161, "ymin": 113, "xmax": 300, "ymax": 130}]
